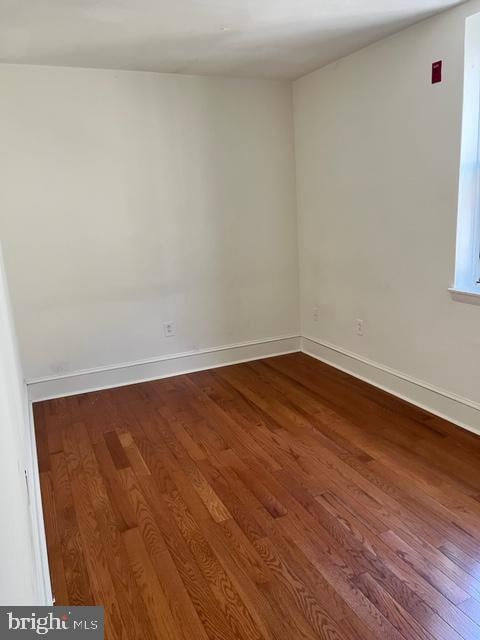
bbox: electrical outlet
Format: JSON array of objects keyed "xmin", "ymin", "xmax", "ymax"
[
  {"xmin": 313, "ymin": 306, "xmax": 319, "ymax": 322},
  {"xmin": 163, "ymin": 321, "xmax": 176, "ymax": 338},
  {"xmin": 355, "ymin": 318, "xmax": 364, "ymax": 336}
]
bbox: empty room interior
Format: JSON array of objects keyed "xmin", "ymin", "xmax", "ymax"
[{"xmin": 2, "ymin": 0, "xmax": 480, "ymax": 637}]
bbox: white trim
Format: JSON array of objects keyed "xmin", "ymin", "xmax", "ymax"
[
  {"xmin": 448, "ymin": 287, "xmax": 480, "ymax": 305},
  {"xmin": 454, "ymin": 13, "xmax": 480, "ymax": 296},
  {"xmin": 27, "ymin": 335, "xmax": 301, "ymax": 402},
  {"xmin": 301, "ymin": 336, "xmax": 480, "ymax": 437},
  {"xmin": 27, "ymin": 401, "xmax": 54, "ymax": 605},
  {"xmin": 28, "ymin": 332, "xmax": 480, "ymax": 429}
]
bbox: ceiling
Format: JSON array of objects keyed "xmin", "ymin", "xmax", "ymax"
[{"xmin": 0, "ymin": 0, "xmax": 465, "ymax": 80}]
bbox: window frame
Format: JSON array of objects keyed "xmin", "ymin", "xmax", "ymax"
[{"xmin": 452, "ymin": 13, "xmax": 480, "ymax": 301}]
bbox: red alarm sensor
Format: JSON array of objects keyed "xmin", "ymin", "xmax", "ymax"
[{"xmin": 432, "ymin": 60, "xmax": 442, "ymax": 84}]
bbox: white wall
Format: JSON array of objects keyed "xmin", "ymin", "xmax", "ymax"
[
  {"xmin": 0, "ymin": 244, "xmax": 39, "ymax": 603},
  {"xmin": 294, "ymin": 0, "xmax": 480, "ymax": 406},
  {"xmin": 0, "ymin": 66, "xmax": 299, "ymax": 381},
  {"xmin": 2, "ymin": 2, "xmax": 480, "ymax": 419}
]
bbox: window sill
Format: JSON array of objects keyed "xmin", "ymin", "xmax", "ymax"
[{"xmin": 448, "ymin": 287, "xmax": 480, "ymax": 305}]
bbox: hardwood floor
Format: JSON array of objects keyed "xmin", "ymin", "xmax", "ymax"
[{"xmin": 34, "ymin": 353, "xmax": 480, "ymax": 640}]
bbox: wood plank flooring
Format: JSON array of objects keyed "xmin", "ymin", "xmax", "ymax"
[{"xmin": 34, "ymin": 353, "xmax": 480, "ymax": 640}]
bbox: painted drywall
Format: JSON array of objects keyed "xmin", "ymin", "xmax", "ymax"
[
  {"xmin": 0, "ymin": 65, "xmax": 299, "ymax": 381},
  {"xmin": 0, "ymin": 1, "xmax": 463, "ymax": 80},
  {"xmin": 294, "ymin": 0, "xmax": 480, "ymax": 406},
  {"xmin": 0, "ymin": 244, "xmax": 39, "ymax": 603}
]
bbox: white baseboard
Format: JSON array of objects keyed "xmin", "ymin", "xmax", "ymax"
[
  {"xmin": 27, "ymin": 400, "xmax": 54, "ymax": 605},
  {"xmin": 28, "ymin": 333, "xmax": 480, "ymax": 434},
  {"xmin": 27, "ymin": 335, "xmax": 301, "ymax": 402},
  {"xmin": 301, "ymin": 336, "xmax": 480, "ymax": 437}
]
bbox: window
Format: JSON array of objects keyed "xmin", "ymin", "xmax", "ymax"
[{"xmin": 452, "ymin": 13, "xmax": 480, "ymax": 299}]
